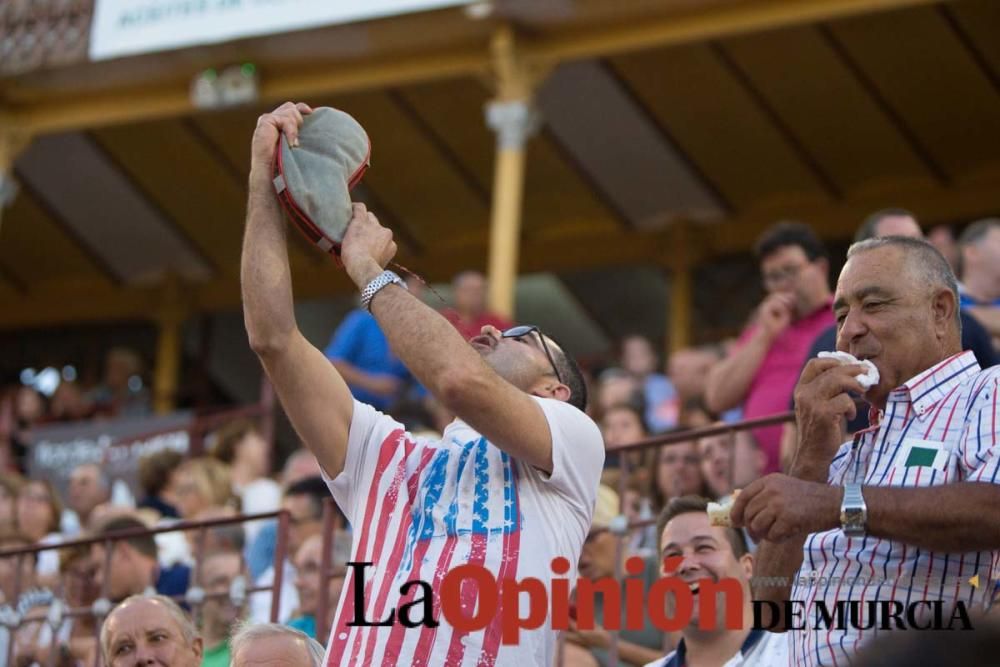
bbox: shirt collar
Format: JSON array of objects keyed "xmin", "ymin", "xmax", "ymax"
[
  {"xmin": 661, "ymin": 629, "xmax": 765, "ymax": 667},
  {"xmin": 887, "ymin": 351, "xmax": 981, "ymax": 417}
]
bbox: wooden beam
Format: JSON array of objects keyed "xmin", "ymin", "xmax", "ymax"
[
  {"xmin": 525, "ymin": 0, "xmax": 943, "ymax": 66},
  {"xmin": 4, "ymin": 168, "xmax": 1000, "ymax": 330},
  {"xmin": 7, "ymin": 0, "xmax": 941, "ymax": 137}
]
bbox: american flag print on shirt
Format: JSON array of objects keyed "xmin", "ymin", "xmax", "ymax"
[
  {"xmin": 789, "ymin": 351, "xmax": 1000, "ymax": 666},
  {"xmin": 326, "ymin": 430, "xmax": 522, "ymax": 667}
]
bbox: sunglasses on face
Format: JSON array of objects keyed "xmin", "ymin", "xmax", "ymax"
[{"xmin": 501, "ymin": 325, "xmax": 564, "ymax": 385}]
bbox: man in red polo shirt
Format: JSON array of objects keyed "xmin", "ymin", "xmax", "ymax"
[{"xmin": 705, "ymin": 222, "xmax": 834, "ymax": 473}]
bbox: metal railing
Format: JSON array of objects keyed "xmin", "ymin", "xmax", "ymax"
[
  {"xmin": 1, "ymin": 409, "xmax": 794, "ymax": 667},
  {"xmin": 0, "ymin": 510, "xmax": 291, "ymax": 667}
]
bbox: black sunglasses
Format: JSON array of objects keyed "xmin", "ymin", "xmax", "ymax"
[{"xmin": 501, "ymin": 325, "xmax": 564, "ymax": 384}]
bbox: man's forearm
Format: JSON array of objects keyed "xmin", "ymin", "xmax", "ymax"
[
  {"xmin": 865, "ymin": 482, "xmax": 1000, "ymax": 552},
  {"xmin": 242, "ymin": 168, "xmax": 297, "ymax": 352},
  {"xmin": 705, "ymin": 330, "xmax": 771, "ymax": 414},
  {"xmin": 366, "ymin": 282, "xmax": 490, "ymax": 400}
]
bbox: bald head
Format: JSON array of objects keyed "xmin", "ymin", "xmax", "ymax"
[{"xmin": 101, "ymin": 595, "xmax": 202, "ymax": 667}]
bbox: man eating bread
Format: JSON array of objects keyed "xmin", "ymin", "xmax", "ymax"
[{"xmin": 731, "ymin": 236, "xmax": 1000, "ymax": 665}]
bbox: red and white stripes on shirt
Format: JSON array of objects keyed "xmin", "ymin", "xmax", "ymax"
[{"xmin": 790, "ymin": 351, "xmax": 1000, "ymax": 666}]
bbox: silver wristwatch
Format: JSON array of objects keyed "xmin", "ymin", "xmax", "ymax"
[
  {"xmin": 840, "ymin": 483, "xmax": 867, "ymax": 537},
  {"xmin": 360, "ymin": 270, "xmax": 403, "ymax": 312}
]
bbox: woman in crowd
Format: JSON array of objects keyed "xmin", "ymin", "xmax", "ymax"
[
  {"xmin": 137, "ymin": 449, "xmax": 183, "ymax": 520},
  {"xmin": 600, "ymin": 403, "xmax": 653, "ymax": 477},
  {"xmin": 649, "ymin": 436, "xmax": 709, "ymax": 513},
  {"xmin": 170, "ymin": 456, "xmax": 238, "ymax": 520},
  {"xmin": 15, "ymin": 479, "xmax": 64, "ymax": 582},
  {"xmin": 210, "ymin": 419, "xmax": 280, "ymax": 542}
]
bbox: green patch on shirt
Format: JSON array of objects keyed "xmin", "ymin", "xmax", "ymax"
[{"xmin": 905, "ymin": 446, "xmax": 938, "ymax": 468}]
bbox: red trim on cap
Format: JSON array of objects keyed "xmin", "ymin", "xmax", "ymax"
[{"xmin": 272, "ymin": 132, "xmax": 372, "ymax": 264}]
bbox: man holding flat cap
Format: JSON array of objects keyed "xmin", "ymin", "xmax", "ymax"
[{"xmin": 242, "ymin": 102, "xmax": 603, "ymax": 665}]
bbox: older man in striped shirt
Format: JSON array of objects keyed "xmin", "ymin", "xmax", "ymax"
[{"xmin": 732, "ymin": 236, "xmax": 1000, "ymax": 666}]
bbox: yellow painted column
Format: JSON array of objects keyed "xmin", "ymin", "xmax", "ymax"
[
  {"xmin": 484, "ymin": 26, "xmax": 541, "ymax": 319},
  {"xmin": 153, "ymin": 275, "xmax": 187, "ymax": 414},
  {"xmin": 669, "ymin": 264, "xmax": 692, "ymax": 354},
  {"xmin": 485, "ymin": 102, "xmax": 536, "ymax": 318}
]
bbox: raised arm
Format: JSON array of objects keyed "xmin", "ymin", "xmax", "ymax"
[
  {"xmin": 241, "ymin": 102, "xmax": 355, "ymax": 478},
  {"xmin": 337, "ymin": 212, "xmax": 562, "ymax": 472},
  {"xmin": 704, "ymin": 293, "xmax": 794, "ymax": 414}
]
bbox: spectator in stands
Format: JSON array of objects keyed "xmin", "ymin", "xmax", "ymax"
[
  {"xmin": 90, "ymin": 515, "xmax": 190, "ymax": 601},
  {"xmin": 958, "ymin": 218, "xmax": 1000, "ymax": 347},
  {"xmin": 246, "ymin": 448, "xmax": 324, "ymax": 581},
  {"xmin": 571, "ymin": 485, "xmax": 664, "ymax": 667},
  {"xmin": 0, "ymin": 472, "xmax": 22, "ymax": 533},
  {"xmin": 63, "ymin": 462, "xmax": 110, "ymax": 535},
  {"xmin": 705, "ymin": 222, "xmax": 835, "ymax": 473},
  {"xmin": 323, "ymin": 300, "xmax": 414, "ymax": 412},
  {"xmin": 5, "ymin": 385, "xmax": 46, "ymax": 473},
  {"xmin": 780, "ymin": 209, "xmax": 997, "ymax": 468},
  {"xmin": 0, "ymin": 531, "xmax": 36, "ymax": 605},
  {"xmin": 439, "ymin": 270, "xmax": 513, "ymax": 341},
  {"xmin": 288, "ymin": 532, "xmax": 349, "ymax": 640},
  {"xmin": 647, "ymin": 496, "xmax": 787, "ymax": 666},
  {"xmin": 697, "ymin": 429, "xmax": 733, "ymax": 500},
  {"xmin": 621, "ymin": 335, "xmax": 679, "ymax": 433},
  {"xmin": 87, "ymin": 347, "xmax": 151, "ymax": 418},
  {"xmin": 244, "ymin": 103, "xmax": 601, "ymax": 664},
  {"xmin": 281, "ymin": 448, "xmax": 322, "ymax": 487},
  {"xmin": 928, "ymin": 223, "xmax": 960, "ymax": 273},
  {"xmin": 47, "ymin": 380, "xmax": 91, "ymax": 422},
  {"xmin": 650, "ymin": 439, "xmax": 707, "ymax": 513},
  {"xmin": 101, "ymin": 595, "xmax": 202, "ymax": 667},
  {"xmin": 853, "ymin": 209, "xmax": 995, "ymax": 366},
  {"xmin": 55, "ymin": 544, "xmax": 100, "ymax": 664},
  {"xmin": 189, "ymin": 506, "xmax": 245, "ymax": 555},
  {"xmin": 250, "ymin": 476, "xmax": 327, "ymax": 624},
  {"xmin": 601, "ymin": 403, "xmax": 652, "ymax": 477},
  {"xmin": 231, "ymin": 622, "xmax": 324, "ymax": 667},
  {"xmin": 210, "ymin": 419, "xmax": 281, "ymax": 541},
  {"xmin": 136, "ymin": 448, "xmax": 182, "ymax": 519},
  {"xmin": 16, "ymin": 479, "xmax": 63, "ymax": 579},
  {"xmin": 170, "ymin": 456, "xmax": 237, "ymax": 520},
  {"xmin": 667, "ymin": 346, "xmax": 718, "ymax": 405},
  {"xmin": 735, "ymin": 236, "xmax": 1000, "ymax": 664},
  {"xmin": 596, "ymin": 367, "xmax": 643, "ymax": 417},
  {"xmin": 199, "ymin": 551, "xmax": 246, "ymax": 667}
]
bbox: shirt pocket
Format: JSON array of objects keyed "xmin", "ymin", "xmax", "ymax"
[{"xmin": 885, "ymin": 438, "xmax": 956, "ymax": 487}]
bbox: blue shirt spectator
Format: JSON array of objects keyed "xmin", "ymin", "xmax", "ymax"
[{"xmin": 323, "ymin": 309, "xmax": 413, "ymax": 410}]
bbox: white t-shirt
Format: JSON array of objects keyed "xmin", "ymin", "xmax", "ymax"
[{"xmin": 323, "ymin": 397, "xmax": 604, "ymax": 666}]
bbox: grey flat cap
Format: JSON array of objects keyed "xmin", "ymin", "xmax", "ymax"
[{"xmin": 273, "ymin": 107, "xmax": 371, "ymax": 256}]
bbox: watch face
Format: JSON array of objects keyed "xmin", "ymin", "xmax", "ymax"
[{"xmin": 842, "ymin": 508, "xmax": 864, "ymax": 527}]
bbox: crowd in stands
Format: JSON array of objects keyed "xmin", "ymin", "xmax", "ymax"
[{"xmin": 1, "ymin": 214, "xmax": 999, "ymax": 665}]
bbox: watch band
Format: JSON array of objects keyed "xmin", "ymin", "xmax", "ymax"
[{"xmin": 360, "ymin": 270, "xmax": 402, "ymax": 312}]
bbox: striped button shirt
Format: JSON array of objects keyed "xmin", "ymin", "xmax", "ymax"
[{"xmin": 789, "ymin": 351, "xmax": 1000, "ymax": 666}]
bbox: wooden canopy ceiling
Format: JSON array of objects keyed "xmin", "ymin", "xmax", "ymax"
[{"xmin": 2, "ymin": 0, "xmax": 1000, "ymax": 332}]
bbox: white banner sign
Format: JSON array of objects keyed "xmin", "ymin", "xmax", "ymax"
[{"xmin": 90, "ymin": 0, "xmax": 470, "ymax": 60}]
